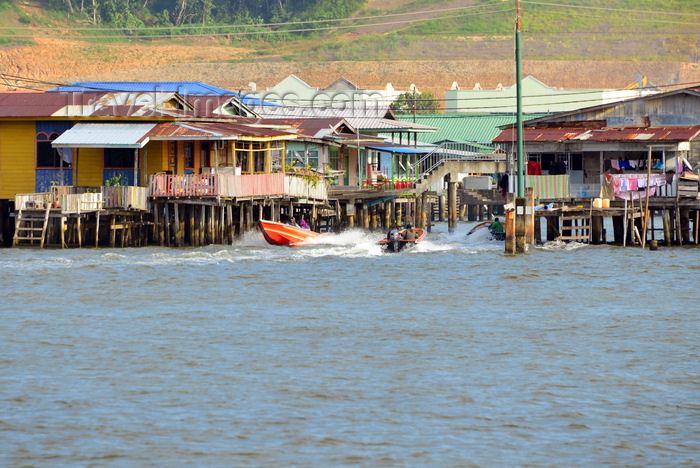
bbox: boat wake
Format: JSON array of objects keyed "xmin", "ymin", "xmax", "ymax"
[{"xmin": 537, "ymin": 239, "xmax": 589, "ymax": 251}]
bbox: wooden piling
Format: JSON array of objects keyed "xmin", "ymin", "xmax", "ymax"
[
  {"xmin": 447, "ymin": 182, "xmax": 457, "ymax": 234},
  {"xmin": 680, "ymin": 207, "xmax": 690, "ymax": 245},
  {"xmin": 515, "ymin": 196, "xmax": 527, "ymax": 253},
  {"xmin": 505, "ymin": 193, "xmax": 516, "ymax": 254},
  {"xmin": 525, "ymin": 187, "xmax": 535, "ymax": 245},
  {"xmin": 591, "ymin": 215, "xmax": 603, "ymax": 245},
  {"xmin": 612, "ymin": 215, "xmax": 624, "ymax": 245}
]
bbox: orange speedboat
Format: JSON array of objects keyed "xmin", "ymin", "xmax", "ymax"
[
  {"xmin": 376, "ymin": 227, "xmax": 426, "ymax": 252},
  {"xmin": 257, "ymin": 220, "xmax": 320, "ymax": 247}
]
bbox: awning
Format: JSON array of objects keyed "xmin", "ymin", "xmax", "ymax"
[
  {"xmin": 52, "ymin": 123, "xmax": 156, "ymax": 148},
  {"xmin": 368, "ymin": 146, "xmax": 427, "ymax": 154}
]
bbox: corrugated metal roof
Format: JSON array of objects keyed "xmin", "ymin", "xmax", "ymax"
[
  {"xmin": 274, "ymin": 118, "xmax": 352, "ymax": 139},
  {"xmin": 0, "ymin": 92, "xmax": 100, "ymax": 117},
  {"xmin": 49, "ymin": 81, "xmax": 236, "ymax": 96},
  {"xmin": 393, "ymin": 113, "xmax": 550, "ymax": 145},
  {"xmin": 147, "ymin": 122, "xmax": 297, "ymax": 140},
  {"xmin": 367, "ymin": 145, "xmax": 427, "ymax": 154},
  {"xmin": 49, "ymin": 81, "xmax": 268, "ymax": 108},
  {"xmin": 52, "ymin": 123, "xmax": 156, "ymax": 148},
  {"xmin": 257, "ymin": 102, "xmax": 389, "ymax": 118},
  {"xmin": 493, "ymin": 126, "xmax": 700, "ymax": 143}
]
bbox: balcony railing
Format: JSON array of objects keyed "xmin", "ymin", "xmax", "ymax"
[
  {"xmin": 149, "ymin": 173, "xmax": 328, "ymax": 200},
  {"xmin": 361, "ymin": 179, "xmax": 416, "ymax": 191},
  {"xmin": 15, "ymin": 186, "xmax": 148, "ymax": 212}
]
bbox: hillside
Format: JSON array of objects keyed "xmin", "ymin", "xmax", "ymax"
[{"xmin": 0, "ymin": 0, "xmax": 698, "ymax": 98}]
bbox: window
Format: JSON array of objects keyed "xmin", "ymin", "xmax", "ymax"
[
  {"xmin": 329, "ymin": 146, "xmax": 339, "ymax": 170},
  {"xmin": 184, "ymin": 142, "xmax": 195, "ymax": 170},
  {"xmin": 104, "ymin": 148, "xmax": 137, "ymax": 168},
  {"xmin": 307, "ymin": 150, "xmax": 319, "ymax": 169},
  {"xmin": 201, "ymin": 142, "xmax": 210, "ymax": 167},
  {"xmin": 36, "ymin": 132, "xmax": 69, "ymax": 168},
  {"xmin": 253, "ymin": 142, "xmax": 266, "ymax": 172}
]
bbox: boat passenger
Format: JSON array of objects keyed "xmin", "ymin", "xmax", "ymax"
[
  {"xmin": 299, "ymin": 219, "xmax": 310, "ymax": 230},
  {"xmin": 287, "ymin": 217, "xmax": 300, "ymax": 228},
  {"xmin": 490, "ymin": 218, "xmax": 504, "ymax": 233},
  {"xmin": 401, "ymin": 223, "xmax": 417, "ymax": 240},
  {"xmin": 387, "ymin": 225, "xmax": 402, "ymax": 241}
]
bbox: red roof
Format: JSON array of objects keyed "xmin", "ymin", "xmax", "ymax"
[{"xmin": 493, "ymin": 126, "xmax": 700, "ymax": 143}]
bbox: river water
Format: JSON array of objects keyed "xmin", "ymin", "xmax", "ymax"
[{"xmin": 1, "ymin": 222, "xmax": 698, "ymax": 466}]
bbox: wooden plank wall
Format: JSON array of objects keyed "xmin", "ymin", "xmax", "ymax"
[{"xmin": 0, "ymin": 122, "xmax": 36, "ymax": 199}]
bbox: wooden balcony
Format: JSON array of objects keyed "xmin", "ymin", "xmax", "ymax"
[
  {"xmin": 15, "ymin": 186, "xmax": 148, "ymax": 213},
  {"xmin": 149, "ymin": 173, "xmax": 328, "ymax": 200}
]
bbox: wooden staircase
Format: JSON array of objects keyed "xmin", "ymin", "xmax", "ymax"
[
  {"xmin": 557, "ymin": 204, "xmax": 592, "ymax": 243},
  {"xmin": 13, "ymin": 206, "xmax": 51, "ymax": 248}
]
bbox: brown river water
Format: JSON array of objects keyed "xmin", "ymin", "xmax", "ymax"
[{"xmin": 1, "ymin": 223, "xmax": 698, "ymax": 466}]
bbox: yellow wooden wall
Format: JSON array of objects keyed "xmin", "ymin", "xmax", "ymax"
[
  {"xmin": 145, "ymin": 141, "xmax": 168, "ymax": 176},
  {"xmin": 0, "ymin": 122, "xmax": 37, "ymax": 199},
  {"xmin": 74, "ymin": 147, "xmax": 104, "ymax": 186}
]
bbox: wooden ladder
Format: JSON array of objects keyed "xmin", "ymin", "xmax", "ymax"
[
  {"xmin": 13, "ymin": 205, "xmax": 51, "ymax": 248},
  {"xmin": 558, "ymin": 203, "xmax": 593, "ymax": 243}
]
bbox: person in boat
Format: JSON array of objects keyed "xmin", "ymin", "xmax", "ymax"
[
  {"xmin": 299, "ymin": 219, "xmax": 310, "ymax": 230},
  {"xmin": 490, "ymin": 217, "xmax": 504, "ymax": 234},
  {"xmin": 287, "ymin": 216, "xmax": 300, "ymax": 228},
  {"xmin": 401, "ymin": 223, "xmax": 417, "ymax": 240},
  {"xmin": 387, "ymin": 225, "xmax": 402, "ymax": 241}
]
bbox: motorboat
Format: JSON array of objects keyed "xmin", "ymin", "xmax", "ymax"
[
  {"xmin": 376, "ymin": 227, "xmax": 426, "ymax": 252},
  {"xmin": 467, "ymin": 221, "xmax": 505, "ymax": 241},
  {"xmin": 257, "ymin": 219, "xmax": 320, "ymax": 247}
]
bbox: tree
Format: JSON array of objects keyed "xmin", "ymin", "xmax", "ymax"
[{"xmin": 390, "ymin": 90, "xmax": 438, "ymax": 114}]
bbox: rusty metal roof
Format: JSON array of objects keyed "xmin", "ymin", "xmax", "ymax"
[
  {"xmin": 147, "ymin": 122, "xmax": 296, "ymax": 140},
  {"xmin": 274, "ymin": 118, "xmax": 353, "ymax": 139},
  {"xmin": 493, "ymin": 126, "xmax": 700, "ymax": 143},
  {"xmin": 0, "ymin": 92, "xmax": 75, "ymax": 117},
  {"xmin": 0, "ymin": 91, "xmax": 184, "ymax": 118}
]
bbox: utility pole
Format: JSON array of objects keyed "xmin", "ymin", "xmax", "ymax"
[
  {"xmin": 515, "ymin": 0, "xmax": 524, "ymax": 197},
  {"xmin": 412, "ymin": 86, "xmax": 416, "ymax": 123}
]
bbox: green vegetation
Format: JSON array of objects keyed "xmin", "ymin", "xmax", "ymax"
[
  {"xmin": 390, "ymin": 91, "xmax": 439, "ymax": 114},
  {"xmin": 1, "ymin": 0, "xmax": 697, "ymax": 62},
  {"xmin": 34, "ymin": 0, "xmax": 365, "ymax": 28}
]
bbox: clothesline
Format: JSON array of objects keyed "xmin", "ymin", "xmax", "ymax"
[{"xmin": 602, "ymin": 173, "xmax": 668, "ymax": 201}]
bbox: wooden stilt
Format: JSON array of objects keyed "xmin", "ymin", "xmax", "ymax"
[
  {"xmin": 525, "ymin": 187, "xmax": 535, "ymax": 245},
  {"xmin": 164, "ymin": 203, "xmax": 171, "ymax": 247},
  {"xmin": 505, "ymin": 193, "xmax": 516, "ymax": 254},
  {"xmin": 174, "ymin": 203, "xmax": 181, "ymax": 247}
]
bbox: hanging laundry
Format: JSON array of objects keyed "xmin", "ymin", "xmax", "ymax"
[{"xmin": 527, "ymin": 161, "xmax": 542, "ymax": 175}]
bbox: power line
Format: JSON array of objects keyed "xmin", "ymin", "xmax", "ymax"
[
  {"xmin": 0, "ymin": 7, "xmax": 514, "ymax": 40},
  {"xmin": 522, "ymin": 1, "xmax": 700, "ymax": 18},
  {"xmin": 523, "ymin": 9, "xmax": 700, "ymax": 27},
  {"xmin": 1, "ymin": 1, "xmax": 697, "ymax": 39},
  {"xmin": 0, "ymin": 2, "xmax": 508, "ymax": 32}
]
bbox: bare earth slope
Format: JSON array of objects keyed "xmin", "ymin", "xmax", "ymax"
[
  {"xmin": 0, "ymin": 0, "xmax": 698, "ymax": 96},
  {"xmin": 2, "ymin": 38, "xmax": 697, "ymax": 97}
]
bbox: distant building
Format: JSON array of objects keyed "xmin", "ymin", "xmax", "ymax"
[
  {"xmin": 242, "ymin": 75, "xmax": 403, "ymax": 116},
  {"xmin": 445, "ymin": 75, "xmax": 660, "ymax": 113}
]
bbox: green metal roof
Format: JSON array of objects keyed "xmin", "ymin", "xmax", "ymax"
[{"xmin": 391, "ymin": 113, "xmax": 550, "ymax": 145}]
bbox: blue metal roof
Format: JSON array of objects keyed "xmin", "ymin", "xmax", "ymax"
[
  {"xmin": 49, "ymin": 81, "xmax": 236, "ymax": 96},
  {"xmin": 368, "ymin": 146, "xmax": 426, "ymax": 154},
  {"xmin": 48, "ymin": 81, "xmax": 275, "ymax": 107}
]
